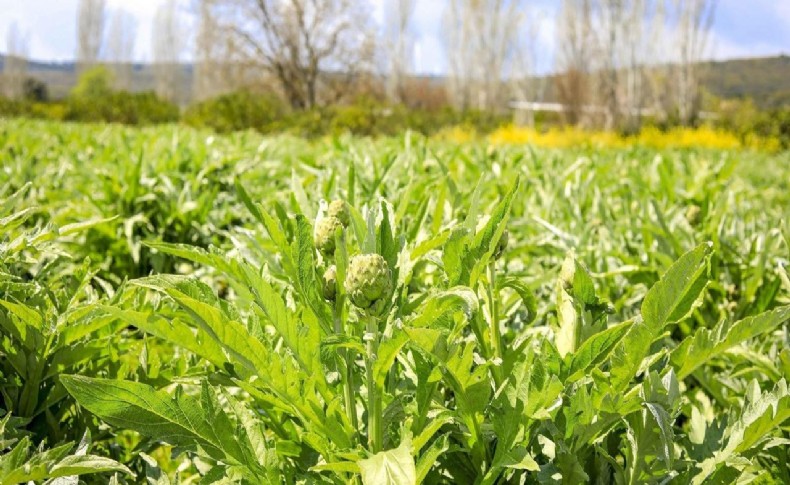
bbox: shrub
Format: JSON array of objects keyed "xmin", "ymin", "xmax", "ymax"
[
  {"xmin": 0, "ymin": 96, "xmax": 29, "ymax": 117},
  {"xmin": 183, "ymin": 91, "xmax": 287, "ymax": 133},
  {"xmin": 23, "ymin": 77, "xmax": 49, "ymax": 102},
  {"xmin": 64, "ymin": 66, "xmax": 178, "ymax": 125},
  {"xmin": 30, "ymin": 101, "xmax": 66, "ymax": 121},
  {"xmin": 70, "ymin": 66, "xmax": 114, "ymax": 99},
  {"xmin": 751, "ymin": 108, "xmax": 790, "ymax": 150},
  {"xmin": 65, "ymin": 91, "xmax": 179, "ymax": 124}
]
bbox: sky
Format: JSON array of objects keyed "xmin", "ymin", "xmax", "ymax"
[{"xmin": 0, "ymin": 0, "xmax": 788, "ymax": 75}]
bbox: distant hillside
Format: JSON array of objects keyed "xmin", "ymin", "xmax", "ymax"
[
  {"xmin": 700, "ymin": 55, "xmax": 790, "ymax": 108},
  {"xmin": 0, "ymin": 55, "xmax": 193, "ymax": 104},
  {"xmin": 1, "ymin": 54, "xmax": 788, "ymax": 108}
]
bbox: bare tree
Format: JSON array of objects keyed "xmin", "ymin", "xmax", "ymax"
[
  {"xmin": 205, "ymin": 0, "xmax": 375, "ymax": 109},
  {"xmin": 594, "ymin": 0, "xmax": 622, "ymax": 129},
  {"xmin": 510, "ymin": 11, "xmax": 545, "ymax": 126},
  {"xmin": 444, "ymin": 0, "xmax": 522, "ymax": 112},
  {"xmin": 193, "ymin": 0, "xmax": 221, "ymax": 101},
  {"xmin": 382, "ymin": 0, "xmax": 415, "ymax": 104},
  {"xmin": 152, "ymin": 0, "xmax": 183, "ymax": 103},
  {"xmin": 192, "ymin": 0, "xmax": 250, "ymax": 101},
  {"xmin": 106, "ymin": 9, "xmax": 136, "ymax": 91},
  {"xmin": 588, "ymin": 0, "xmax": 647, "ymax": 130},
  {"xmin": 553, "ymin": 0, "xmax": 717, "ymax": 129},
  {"xmin": 3, "ymin": 22, "xmax": 29, "ymax": 99},
  {"xmin": 555, "ymin": 0, "xmax": 594, "ymax": 125},
  {"xmin": 77, "ymin": 0, "xmax": 106, "ymax": 69},
  {"xmin": 444, "ymin": 0, "xmax": 473, "ymax": 110},
  {"xmin": 643, "ymin": 0, "xmax": 672, "ymax": 124},
  {"xmin": 670, "ymin": 0, "xmax": 716, "ymax": 124},
  {"xmin": 618, "ymin": 0, "xmax": 651, "ymax": 131}
]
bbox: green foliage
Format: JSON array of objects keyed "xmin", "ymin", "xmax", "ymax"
[
  {"xmin": 184, "ymin": 92, "xmax": 511, "ymax": 138},
  {"xmin": 715, "ymin": 97, "xmax": 790, "ymax": 150},
  {"xmin": 0, "ymin": 97, "xmax": 30, "ymax": 118},
  {"xmin": 701, "ymin": 55, "xmax": 790, "ymax": 109},
  {"xmin": 65, "ymin": 91, "xmax": 179, "ymax": 124},
  {"xmin": 22, "ymin": 77, "xmax": 49, "ymax": 102},
  {"xmin": 70, "ymin": 66, "xmax": 115, "ymax": 100},
  {"xmin": 183, "ymin": 91, "xmax": 287, "ymax": 133},
  {"xmin": 752, "ymin": 108, "xmax": 790, "ymax": 150},
  {"xmin": 1, "ymin": 119, "xmax": 789, "ymax": 482},
  {"xmin": 0, "ymin": 414, "xmax": 132, "ymax": 484},
  {"xmin": 63, "ymin": 66, "xmax": 178, "ymax": 124}
]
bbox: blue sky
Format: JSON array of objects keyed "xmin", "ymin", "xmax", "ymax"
[{"xmin": 1, "ymin": 0, "xmax": 788, "ymax": 74}]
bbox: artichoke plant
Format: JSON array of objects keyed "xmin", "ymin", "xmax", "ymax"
[
  {"xmin": 322, "ymin": 265, "xmax": 337, "ymax": 302},
  {"xmin": 345, "ymin": 254, "xmax": 392, "ymax": 316},
  {"xmin": 492, "ymin": 229, "xmax": 509, "ymax": 260},
  {"xmin": 314, "ymin": 216, "xmax": 344, "ymax": 255},
  {"xmin": 327, "ymin": 199, "xmax": 350, "ymax": 227}
]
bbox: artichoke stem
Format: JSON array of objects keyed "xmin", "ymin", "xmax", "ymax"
[
  {"xmin": 488, "ymin": 262, "xmax": 504, "ymax": 387},
  {"xmin": 365, "ymin": 314, "xmax": 383, "ymax": 452},
  {"xmin": 334, "ymin": 301, "xmax": 358, "ymax": 437}
]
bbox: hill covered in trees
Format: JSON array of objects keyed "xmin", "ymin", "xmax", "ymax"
[{"xmin": 699, "ymin": 56, "xmax": 790, "ymax": 108}]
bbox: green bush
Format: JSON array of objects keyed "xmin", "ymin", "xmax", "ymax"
[
  {"xmin": 327, "ymin": 99, "xmax": 382, "ymax": 137},
  {"xmin": 182, "ymin": 91, "xmax": 511, "ymax": 138},
  {"xmin": 183, "ymin": 91, "xmax": 287, "ymax": 133},
  {"xmin": 63, "ymin": 66, "xmax": 179, "ymax": 124},
  {"xmin": 715, "ymin": 97, "xmax": 790, "ymax": 150},
  {"xmin": 287, "ymin": 99, "xmax": 510, "ymax": 138},
  {"xmin": 752, "ymin": 108, "xmax": 790, "ymax": 150},
  {"xmin": 0, "ymin": 97, "xmax": 30, "ymax": 117},
  {"xmin": 71, "ymin": 66, "xmax": 114, "ymax": 99},
  {"xmin": 23, "ymin": 77, "xmax": 49, "ymax": 102},
  {"xmin": 30, "ymin": 102, "xmax": 66, "ymax": 121},
  {"xmin": 65, "ymin": 91, "xmax": 179, "ymax": 125}
]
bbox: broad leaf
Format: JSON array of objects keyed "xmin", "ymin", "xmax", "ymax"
[
  {"xmin": 358, "ymin": 435, "xmax": 416, "ymax": 485},
  {"xmin": 672, "ymin": 305, "xmax": 790, "ymax": 379}
]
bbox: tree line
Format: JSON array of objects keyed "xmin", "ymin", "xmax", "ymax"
[{"xmin": 2, "ymin": 0, "xmax": 719, "ymax": 131}]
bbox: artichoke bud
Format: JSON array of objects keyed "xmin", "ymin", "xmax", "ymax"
[
  {"xmin": 322, "ymin": 265, "xmax": 337, "ymax": 301},
  {"xmin": 559, "ymin": 256, "xmax": 576, "ymax": 292},
  {"xmin": 345, "ymin": 254, "xmax": 392, "ymax": 315},
  {"xmin": 327, "ymin": 199, "xmax": 351, "ymax": 227},
  {"xmin": 685, "ymin": 204, "xmax": 702, "ymax": 226},
  {"xmin": 314, "ymin": 216, "xmax": 343, "ymax": 255},
  {"xmin": 493, "ymin": 230, "xmax": 509, "ymax": 260}
]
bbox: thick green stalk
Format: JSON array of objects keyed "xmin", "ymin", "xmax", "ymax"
[
  {"xmin": 365, "ymin": 314, "xmax": 383, "ymax": 452},
  {"xmin": 487, "ymin": 263, "xmax": 504, "ymax": 387},
  {"xmin": 333, "ymin": 301, "xmax": 358, "ymax": 437}
]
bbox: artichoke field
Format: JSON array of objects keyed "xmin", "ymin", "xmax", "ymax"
[{"xmin": 1, "ymin": 119, "xmax": 789, "ymax": 484}]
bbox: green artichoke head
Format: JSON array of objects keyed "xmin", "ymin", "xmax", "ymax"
[
  {"xmin": 314, "ymin": 216, "xmax": 343, "ymax": 256},
  {"xmin": 493, "ymin": 229, "xmax": 509, "ymax": 260},
  {"xmin": 327, "ymin": 199, "xmax": 350, "ymax": 227},
  {"xmin": 322, "ymin": 265, "xmax": 337, "ymax": 301},
  {"xmin": 345, "ymin": 254, "xmax": 392, "ymax": 315},
  {"xmin": 685, "ymin": 204, "xmax": 702, "ymax": 226}
]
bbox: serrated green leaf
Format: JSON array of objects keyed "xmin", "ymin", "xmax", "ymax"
[
  {"xmin": 566, "ymin": 320, "xmax": 633, "ymax": 382},
  {"xmin": 672, "ymin": 305, "xmax": 790, "ymax": 379},
  {"xmin": 60, "ymin": 376, "xmax": 263, "ymax": 477},
  {"xmin": 609, "ymin": 243, "xmax": 712, "ymax": 392}
]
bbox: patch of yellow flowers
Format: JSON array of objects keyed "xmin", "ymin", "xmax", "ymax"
[{"xmin": 436, "ymin": 124, "xmax": 780, "ymax": 152}]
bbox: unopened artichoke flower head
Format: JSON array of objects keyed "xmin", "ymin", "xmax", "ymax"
[
  {"xmin": 314, "ymin": 216, "xmax": 344, "ymax": 255},
  {"xmin": 322, "ymin": 265, "xmax": 337, "ymax": 301},
  {"xmin": 345, "ymin": 254, "xmax": 392, "ymax": 315},
  {"xmin": 493, "ymin": 229, "xmax": 509, "ymax": 260},
  {"xmin": 327, "ymin": 199, "xmax": 350, "ymax": 227}
]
